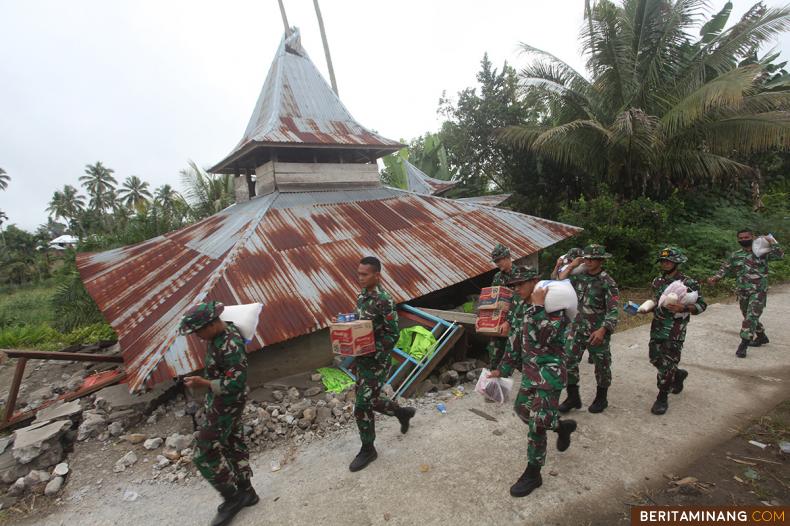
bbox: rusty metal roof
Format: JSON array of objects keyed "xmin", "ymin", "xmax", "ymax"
[
  {"xmin": 209, "ymin": 29, "xmax": 402, "ymax": 173},
  {"xmin": 78, "ymin": 190, "xmax": 580, "ymax": 392},
  {"xmin": 403, "ymin": 160, "xmax": 458, "ymax": 196},
  {"xmin": 457, "ymin": 194, "xmax": 512, "ymax": 207}
]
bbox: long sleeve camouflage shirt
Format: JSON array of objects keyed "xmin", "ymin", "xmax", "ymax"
[
  {"xmin": 205, "ymin": 322, "xmax": 248, "ymax": 407},
  {"xmin": 500, "ymin": 304, "xmax": 568, "ymax": 391},
  {"xmin": 491, "ymin": 265, "xmax": 526, "ymax": 287},
  {"xmin": 568, "ymin": 271, "xmax": 620, "ymax": 333},
  {"xmin": 714, "ymin": 244, "xmax": 784, "ymax": 296},
  {"xmin": 503, "ymin": 297, "xmax": 529, "ymax": 359},
  {"xmin": 650, "ymin": 273, "xmax": 707, "ymax": 342},
  {"xmin": 355, "ymin": 285, "xmax": 399, "ymax": 354}
]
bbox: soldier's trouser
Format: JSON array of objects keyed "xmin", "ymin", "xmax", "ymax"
[
  {"xmin": 514, "ymin": 387, "xmax": 560, "ymax": 466},
  {"xmin": 565, "ymin": 327, "xmax": 612, "ymax": 388},
  {"xmin": 194, "ymin": 400, "xmax": 251, "ymax": 495},
  {"xmin": 355, "ymin": 352, "xmax": 399, "ymax": 446},
  {"xmin": 648, "ymin": 339, "xmax": 683, "ymax": 392},
  {"xmin": 487, "ymin": 337, "xmax": 507, "ymax": 370},
  {"xmin": 739, "ymin": 291, "xmax": 767, "ymax": 340}
]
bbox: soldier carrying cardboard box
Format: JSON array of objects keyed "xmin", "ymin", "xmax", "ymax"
[{"xmin": 486, "ymin": 243, "xmax": 527, "ymax": 369}]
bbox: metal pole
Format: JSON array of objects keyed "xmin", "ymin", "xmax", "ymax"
[
  {"xmin": 4, "ymin": 358, "xmax": 27, "ymax": 423},
  {"xmin": 313, "ymin": 0, "xmax": 338, "ymax": 95},
  {"xmin": 277, "ymin": 0, "xmax": 291, "ymax": 35}
]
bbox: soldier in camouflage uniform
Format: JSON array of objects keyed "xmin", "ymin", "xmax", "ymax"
[
  {"xmin": 487, "ymin": 243, "xmax": 526, "ymax": 369},
  {"xmin": 708, "ymin": 229, "xmax": 784, "ymax": 358},
  {"xmin": 180, "ymin": 301, "xmax": 257, "ymax": 526},
  {"xmin": 550, "ymin": 247, "xmax": 583, "ymax": 280},
  {"xmin": 647, "ymin": 247, "xmax": 707, "ymax": 415},
  {"xmin": 347, "ymin": 256, "xmax": 416, "ymax": 472},
  {"xmin": 489, "ymin": 267, "xmax": 577, "ymax": 498},
  {"xmin": 558, "ymin": 244, "xmax": 620, "ymax": 414}
]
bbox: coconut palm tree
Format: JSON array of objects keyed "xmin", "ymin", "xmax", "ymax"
[
  {"xmin": 154, "ymin": 184, "xmax": 184, "ymax": 217},
  {"xmin": 117, "ymin": 175, "xmax": 153, "ymax": 213},
  {"xmin": 47, "ymin": 185, "xmax": 86, "ymax": 235},
  {"xmin": 79, "ymin": 161, "xmax": 118, "ymax": 213},
  {"xmin": 0, "ymin": 168, "xmax": 8, "ymax": 191},
  {"xmin": 499, "ymin": 0, "xmax": 790, "ymax": 199},
  {"xmin": 179, "ymin": 160, "xmax": 234, "ymax": 219}
]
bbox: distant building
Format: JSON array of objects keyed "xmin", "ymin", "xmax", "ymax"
[{"xmin": 49, "ymin": 235, "xmax": 78, "ymax": 251}]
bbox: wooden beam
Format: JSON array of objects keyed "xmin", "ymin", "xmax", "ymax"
[
  {"xmin": 2, "ymin": 349, "xmax": 124, "ymax": 363},
  {"xmin": 3, "ymin": 358, "xmax": 27, "ymax": 424}
]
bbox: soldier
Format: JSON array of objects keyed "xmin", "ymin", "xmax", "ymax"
[
  {"xmin": 557, "ymin": 244, "xmax": 620, "ymax": 413},
  {"xmin": 708, "ymin": 229, "xmax": 784, "ymax": 357},
  {"xmin": 550, "ymin": 247, "xmax": 583, "ymax": 280},
  {"xmin": 487, "ymin": 243, "xmax": 526, "ymax": 369},
  {"xmin": 647, "ymin": 247, "xmax": 707, "ymax": 415},
  {"xmin": 347, "ymin": 256, "xmax": 416, "ymax": 472},
  {"xmin": 489, "ymin": 267, "xmax": 577, "ymax": 497},
  {"xmin": 180, "ymin": 301, "xmax": 257, "ymax": 526}
]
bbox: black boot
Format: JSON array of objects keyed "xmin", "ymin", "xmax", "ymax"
[
  {"xmin": 750, "ymin": 332, "xmax": 769, "ymax": 347},
  {"xmin": 349, "ymin": 444, "xmax": 378, "ymax": 472},
  {"xmin": 510, "ymin": 463, "xmax": 542, "ymax": 497},
  {"xmin": 671, "ymin": 369, "xmax": 688, "ymax": 394},
  {"xmin": 211, "ymin": 489, "xmax": 246, "ymax": 526},
  {"xmin": 736, "ymin": 339, "xmax": 749, "ymax": 358},
  {"xmin": 588, "ymin": 387, "xmax": 608, "ymax": 413},
  {"xmin": 236, "ymin": 480, "xmax": 259, "ymax": 508},
  {"xmin": 651, "ymin": 391, "xmax": 668, "ymax": 415},
  {"xmin": 558, "ymin": 385, "xmax": 581, "ymax": 413},
  {"xmin": 555, "ymin": 419, "xmax": 577, "ymax": 452},
  {"xmin": 395, "ymin": 407, "xmax": 416, "ymax": 434}
]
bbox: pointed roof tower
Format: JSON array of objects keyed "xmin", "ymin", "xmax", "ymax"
[{"xmin": 210, "ymin": 30, "xmax": 401, "ymax": 174}]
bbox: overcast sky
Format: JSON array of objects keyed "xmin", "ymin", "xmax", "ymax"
[{"xmin": 1, "ymin": 0, "xmax": 789, "ymax": 231}]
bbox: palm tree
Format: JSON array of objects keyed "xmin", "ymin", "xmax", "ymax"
[
  {"xmin": 154, "ymin": 184, "xmax": 184, "ymax": 217},
  {"xmin": 500, "ymin": 0, "xmax": 790, "ymax": 199},
  {"xmin": 47, "ymin": 185, "xmax": 86, "ymax": 235},
  {"xmin": 0, "ymin": 168, "xmax": 8, "ymax": 191},
  {"xmin": 79, "ymin": 161, "xmax": 118, "ymax": 213},
  {"xmin": 179, "ymin": 160, "xmax": 234, "ymax": 219},
  {"xmin": 117, "ymin": 175, "xmax": 153, "ymax": 213}
]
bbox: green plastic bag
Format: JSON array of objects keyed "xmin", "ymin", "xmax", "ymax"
[
  {"xmin": 317, "ymin": 367, "xmax": 354, "ymax": 393},
  {"xmin": 396, "ymin": 325, "xmax": 437, "ymax": 361}
]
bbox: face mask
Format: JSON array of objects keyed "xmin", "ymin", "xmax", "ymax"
[{"xmin": 738, "ymin": 240, "xmax": 753, "ymax": 248}]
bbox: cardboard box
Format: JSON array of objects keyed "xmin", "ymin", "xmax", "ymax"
[
  {"xmin": 330, "ymin": 320, "xmax": 376, "ymax": 356},
  {"xmin": 478, "ymin": 286, "xmax": 513, "ymax": 311},
  {"xmin": 475, "ymin": 309, "xmax": 509, "ymax": 335}
]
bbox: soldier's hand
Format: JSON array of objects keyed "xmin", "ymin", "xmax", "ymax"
[
  {"xmin": 487, "ymin": 369, "xmax": 501, "ymax": 378},
  {"xmin": 184, "ymin": 376, "xmax": 211, "ymax": 389},
  {"xmin": 530, "ymin": 286, "xmax": 548, "ymax": 306},
  {"xmin": 587, "ymin": 327, "xmax": 606, "ymax": 346},
  {"xmin": 665, "ymin": 303, "xmax": 687, "ymax": 313},
  {"xmin": 571, "ymin": 257, "xmax": 585, "ymax": 267},
  {"xmin": 499, "ymin": 321, "xmax": 511, "ymax": 336}
]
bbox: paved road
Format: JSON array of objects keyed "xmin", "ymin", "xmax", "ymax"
[{"xmin": 25, "ymin": 285, "xmax": 790, "ymax": 526}]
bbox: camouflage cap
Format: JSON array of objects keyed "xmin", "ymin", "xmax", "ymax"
[
  {"xmin": 491, "ymin": 243, "xmax": 511, "ymax": 262},
  {"xmin": 657, "ymin": 246, "xmax": 688, "ymax": 264},
  {"xmin": 583, "ymin": 244, "xmax": 612, "ymax": 259},
  {"xmin": 505, "ymin": 266, "xmax": 539, "ymax": 285},
  {"xmin": 566, "ymin": 247, "xmax": 584, "ymax": 259},
  {"xmin": 179, "ymin": 301, "xmax": 224, "ymax": 335}
]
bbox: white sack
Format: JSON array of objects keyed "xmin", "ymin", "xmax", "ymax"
[
  {"xmin": 537, "ymin": 280, "xmax": 579, "ymax": 320},
  {"xmin": 752, "ymin": 235, "xmax": 777, "ymax": 257},
  {"xmin": 219, "ymin": 303, "xmax": 264, "ymax": 343}
]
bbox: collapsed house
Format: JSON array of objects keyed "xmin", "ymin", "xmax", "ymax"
[{"xmin": 77, "ymin": 29, "xmax": 580, "ymax": 393}]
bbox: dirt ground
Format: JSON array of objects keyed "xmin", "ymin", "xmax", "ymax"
[{"xmin": 4, "ymin": 285, "xmax": 790, "ymax": 526}]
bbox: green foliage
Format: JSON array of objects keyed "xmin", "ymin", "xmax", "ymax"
[
  {"xmin": 51, "ymin": 273, "xmax": 106, "ymax": 332},
  {"xmin": 0, "ymin": 281, "xmax": 57, "ymax": 328},
  {"xmin": 0, "ymin": 322, "xmax": 116, "ymax": 351}
]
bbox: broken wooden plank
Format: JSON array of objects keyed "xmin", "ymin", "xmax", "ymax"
[
  {"xmin": 2, "ymin": 349, "xmax": 123, "ymax": 363},
  {"xmin": 726, "ymin": 456, "xmax": 757, "ymax": 466},
  {"xmin": 468, "ymin": 408, "xmax": 497, "ymax": 422},
  {"xmin": 414, "ymin": 308, "xmax": 477, "ymax": 326}
]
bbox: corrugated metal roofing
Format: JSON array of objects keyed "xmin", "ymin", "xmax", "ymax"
[
  {"xmin": 457, "ymin": 194, "xmax": 512, "ymax": 208},
  {"xmin": 404, "ymin": 160, "xmax": 458, "ymax": 196},
  {"xmin": 210, "ymin": 29, "xmax": 402, "ymax": 173},
  {"xmin": 78, "ymin": 190, "xmax": 580, "ymax": 392}
]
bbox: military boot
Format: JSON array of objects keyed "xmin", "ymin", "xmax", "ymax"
[
  {"xmin": 395, "ymin": 407, "xmax": 416, "ymax": 434},
  {"xmin": 555, "ymin": 419, "xmax": 577, "ymax": 452},
  {"xmin": 651, "ymin": 391, "xmax": 668, "ymax": 415},
  {"xmin": 736, "ymin": 339, "xmax": 749, "ymax": 358},
  {"xmin": 510, "ymin": 463, "xmax": 542, "ymax": 497},
  {"xmin": 558, "ymin": 385, "xmax": 581, "ymax": 413},
  {"xmin": 671, "ymin": 369, "xmax": 688, "ymax": 394},
  {"xmin": 750, "ymin": 332, "xmax": 769, "ymax": 347},
  {"xmin": 588, "ymin": 387, "xmax": 608, "ymax": 413},
  {"xmin": 211, "ymin": 488, "xmax": 246, "ymax": 526},
  {"xmin": 349, "ymin": 444, "xmax": 378, "ymax": 472}
]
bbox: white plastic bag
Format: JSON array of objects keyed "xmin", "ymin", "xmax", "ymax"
[
  {"xmin": 559, "ymin": 262, "xmax": 587, "ymax": 276},
  {"xmin": 658, "ymin": 281, "xmax": 688, "ymax": 308},
  {"xmin": 536, "ymin": 280, "xmax": 579, "ymax": 320},
  {"xmin": 752, "ymin": 235, "xmax": 777, "ymax": 257},
  {"xmin": 219, "ymin": 303, "xmax": 263, "ymax": 343},
  {"xmin": 475, "ymin": 368, "xmax": 514, "ymax": 404},
  {"xmin": 637, "ymin": 299, "xmax": 656, "ymax": 313}
]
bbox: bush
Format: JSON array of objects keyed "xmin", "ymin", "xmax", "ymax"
[
  {"xmin": 0, "ymin": 322, "xmax": 116, "ymax": 351},
  {"xmin": 51, "ymin": 273, "xmax": 106, "ymax": 332}
]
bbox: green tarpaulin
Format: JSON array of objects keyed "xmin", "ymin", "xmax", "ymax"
[
  {"xmin": 317, "ymin": 367, "xmax": 354, "ymax": 393},
  {"xmin": 396, "ymin": 325, "xmax": 437, "ymax": 361}
]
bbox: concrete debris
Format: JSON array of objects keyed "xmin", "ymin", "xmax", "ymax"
[
  {"xmin": 287, "ymin": 387, "xmax": 301, "ymax": 400},
  {"xmin": 53, "ymin": 462, "xmax": 69, "ymax": 477},
  {"xmin": 33, "ymin": 400, "xmax": 83, "ymax": 425},
  {"xmin": 304, "ymin": 387, "xmax": 322, "ymax": 397},
  {"xmin": 154, "ymin": 456, "xmax": 170, "ymax": 470},
  {"xmin": 113, "ymin": 451, "xmax": 138, "ymax": 473},
  {"xmin": 12, "ymin": 420, "xmax": 71, "ymax": 465},
  {"xmin": 165, "ymin": 433, "xmax": 193, "ymax": 452},
  {"xmin": 439, "ymin": 370, "xmax": 459, "ymax": 385},
  {"xmin": 44, "ymin": 476, "xmax": 64, "ymax": 496},
  {"xmin": 310, "ymin": 373, "xmax": 322, "ymax": 382},
  {"xmin": 108, "ymin": 421, "xmax": 124, "ymax": 437},
  {"xmin": 8, "ymin": 477, "xmax": 27, "ymax": 496},
  {"xmin": 77, "ymin": 411, "xmax": 108, "ymax": 442},
  {"xmin": 122, "ymin": 434, "xmax": 147, "ymax": 445},
  {"xmin": 163, "ymin": 449, "xmax": 181, "ymax": 462},
  {"xmin": 452, "ymin": 360, "xmax": 477, "ymax": 373},
  {"xmin": 143, "ymin": 438, "xmax": 163, "ymax": 450}
]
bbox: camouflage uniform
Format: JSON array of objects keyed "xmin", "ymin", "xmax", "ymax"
[
  {"xmin": 714, "ymin": 242, "xmax": 784, "ymax": 341},
  {"xmin": 499, "ymin": 292, "xmax": 568, "ymax": 466},
  {"xmin": 487, "ymin": 243, "xmax": 525, "ymax": 369},
  {"xmin": 564, "ymin": 246, "xmax": 620, "ymax": 389},
  {"xmin": 649, "ymin": 248, "xmax": 707, "ymax": 393},
  {"xmin": 353, "ymin": 285, "xmax": 401, "ymax": 445},
  {"xmin": 180, "ymin": 301, "xmax": 251, "ymax": 496}
]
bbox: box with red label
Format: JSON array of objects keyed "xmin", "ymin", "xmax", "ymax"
[
  {"xmin": 330, "ymin": 320, "xmax": 376, "ymax": 356},
  {"xmin": 478, "ymin": 286, "xmax": 513, "ymax": 311},
  {"xmin": 475, "ymin": 308, "xmax": 509, "ymax": 335}
]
